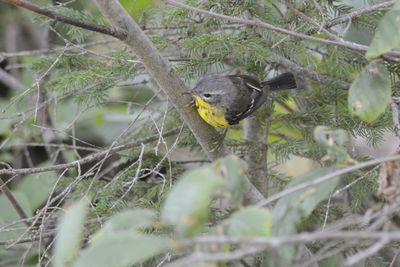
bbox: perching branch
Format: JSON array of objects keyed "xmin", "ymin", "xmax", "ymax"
[
  {"xmin": 93, "ymin": 0, "xmax": 226, "ymax": 159},
  {"xmin": 93, "ymin": 0, "xmax": 264, "ymax": 204},
  {"xmin": 2, "ymin": 0, "xmax": 126, "ymax": 39}
]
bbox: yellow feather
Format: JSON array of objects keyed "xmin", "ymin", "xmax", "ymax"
[{"xmin": 193, "ymin": 95, "xmax": 229, "ymax": 128}]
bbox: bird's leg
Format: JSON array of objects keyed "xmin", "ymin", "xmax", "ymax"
[{"xmin": 209, "ymin": 128, "xmax": 228, "ymax": 152}]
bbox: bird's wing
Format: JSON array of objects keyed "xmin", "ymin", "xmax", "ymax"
[{"xmin": 227, "ymin": 75, "xmax": 268, "ymax": 122}]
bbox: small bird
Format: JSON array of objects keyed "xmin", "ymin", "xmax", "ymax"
[{"xmin": 191, "ymin": 73, "xmax": 297, "ymax": 128}]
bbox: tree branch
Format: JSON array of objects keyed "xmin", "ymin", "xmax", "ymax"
[
  {"xmin": 2, "ymin": 0, "xmax": 126, "ymax": 39},
  {"xmin": 164, "ymin": 230, "xmax": 400, "ymax": 266},
  {"xmin": 94, "ymin": 0, "xmax": 226, "ymax": 159},
  {"xmin": 0, "ymin": 68, "xmax": 25, "ymax": 91},
  {"xmin": 285, "ymin": 0, "xmax": 339, "ymax": 41},
  {"xmin": 326, "ymin": 0, "xmax": 397, "ymax": 28}
]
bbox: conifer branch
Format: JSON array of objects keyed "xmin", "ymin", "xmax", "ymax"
[{"xmin": 164, "ymin": 0, "xmax": 400, "ymax": 61}]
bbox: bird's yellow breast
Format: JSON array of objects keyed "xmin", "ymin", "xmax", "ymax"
[{"xmin": 193, "ymin": 95, "xmax": 229, "ymax": 128}]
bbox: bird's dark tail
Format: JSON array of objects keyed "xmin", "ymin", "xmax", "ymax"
[{"xmin": 261, "ymin": 72, "xmax": 297, "ymax": 91}]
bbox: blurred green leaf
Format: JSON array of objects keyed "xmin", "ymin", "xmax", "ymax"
[
  {"xmin": 15, "ymin": 172, "xmax": 56, "ymax": 211},
  {"xmin": 0, "ymin": 192, "xmax": 30, "ymax": 241},
  {"xmin": 101, "ymin": 208, "xmax": 156, "ymax": 233},
  {"xmin": 227, "ymin": 206, "xmax": 272, "ymax": 237},
  {"xmin": 272, "ymin": 167, "xmax": 339, "ymax": 235},
  {"xmin": 314, "ymin": 126, "xmax": 348, "ymax": 147},
  {"xmin": 53, "ymin": 197, "xmax": 90, "ymax": 267},
  {"xmin": 268, "ymin": 167, "xmax": 340, "ymax": 266},
  {"xmin": 119, "ymin": 0, "xmax": 158, "ymax": 20},
  {"xmin": 319, "ymin": 254, "xmax": 344, "ymax": 267},
  {"xmin": 313, "ymin": 126, "xmax": 349, "ymax": 164},
  {"xmin": 73, "ymin": 233, "xmax": 168, "ymax": 267},
  {"xmin": 213, "ymin": 155, "xmax": 247, "ymax": 207},
  {"xmin": 348, "ymin": 61, "xmax": 391, "ymax": 123},
  {"xmin": 366, "ymin": 2, "xmax": 400, "ymax": 58},
  {"xmin": 161, "ymin": 167, "xmax": 223, "ymax": 237}
]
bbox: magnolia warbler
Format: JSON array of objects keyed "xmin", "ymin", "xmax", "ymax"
[{"xmin": 191, "ymin": 73, "xmax": 297, "ymax": 128}]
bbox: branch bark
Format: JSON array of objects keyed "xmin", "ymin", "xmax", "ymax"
[
  {"xmin": 326, "ymin": 0, "xmax": 397, "ymax": 28},
  {"xmin": 2, "ymin": 0, "xmax": 126, "ymax": 39}
]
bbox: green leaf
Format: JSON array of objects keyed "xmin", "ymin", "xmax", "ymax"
[
  {"xmin": 102, "ymin": 208, "xmax": 156, "ymax": 232},
  {"xmin": 313, "ymin": 126, "xmax": 348, "ymax": 147},
  {"xmin": 53, "ymin": 198, "xmax": 90, "ymax": 267},
  {"xmin": 73, "ymin": 233, "xmax": 168, "ymax": 267},
  {"xmin": 272, "ymin": 167, "xmax": 340, "ymax": 235},
  {"xmin": 348, "ymin": 61, "xmax": 391, "ymax": 123},
  {"xmin": 366, "ymin": 2, "xmax": 400, "ymax": 59},
  {"xmin": 119, "ymin": 0, "xmax": 157, "ymax": 20},
  {"xmin": 213, "ymin": 155, "xmax": 247, "ymax": 207},
  {"xmin": 161, "ymin": 166, "xmax": 223, "ymax": 237},
  {"xmin": 15, "ymin": 172, "xmax": 56, "ymax": 211},
  {"xmin": 0, "ymin": 192, "xmax": 31, "ymax": 241},
  {"xmin": 227, "ymin": 206, "xmax": 272, "ymax": 237},
  {"xmin": 268, "ymin": 168, "xmax": 340, "ymax": 266},
  {"xmin": 91, "ymin": 209, "xmax": 156, "ymax": 243}
]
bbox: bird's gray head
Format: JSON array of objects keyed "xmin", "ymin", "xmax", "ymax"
[{"xmin": 192, "ymin": 75, "xmax": 233, "ymax": 105}]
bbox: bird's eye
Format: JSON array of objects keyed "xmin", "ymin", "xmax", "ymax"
[{"xmin": 203, "ymin": 93, "xmax": 212, "ymax": 98}]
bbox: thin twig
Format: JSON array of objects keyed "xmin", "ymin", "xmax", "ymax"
[
  {"xmin": 285, "ymin": 0, "xmax": 339, "ymax": 40},
  {"xmin": 344, "ymin": 238, "xmax": 389, "ymax": 266},
  {"xmin": 257, "ymin": 154, "xmax": 400, "ymax": 207},
  {"xmin": 166, "ymin": 231, "xmax": 400, "ymax": 267},
  {"xmin": 0, "ymin": 128, "xmax": 180, "ymax": 176},
  {"xmin": 326, "ymin": 0, "xmax": 397, "ymax": 28}
]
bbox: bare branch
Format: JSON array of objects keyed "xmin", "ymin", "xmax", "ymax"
[
  {"xmin": 326, "ymin": 0, "xmax": 397, "ymax": 28},
  {"xmin": 182, "ymin": 231, "xmax": 400, "ymax": 247},
  {"xmin": 0, "ymin": 128, "xmax": 180, "ymax": 176},
  {"xmin": 345, "ymin": 238, "xmax": 389, "ymax": 266},
  {"xmin": 1, "ymin": 0, "xmax": 126, "ymax": 39},
  {"xmin": 164, "ymin": 230, "xmax": 400, "ymax": 266}
]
